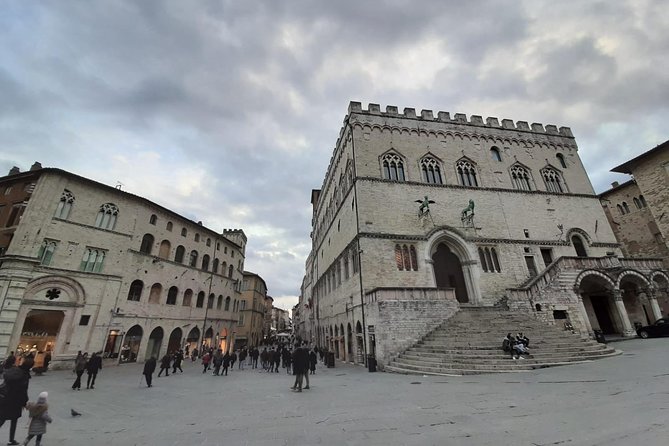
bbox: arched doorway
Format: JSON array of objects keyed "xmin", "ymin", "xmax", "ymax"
[
  {"xmin": 619, "ymin": 273, "xmax": 651, "ymax": 326},
  {"xmin": 334, "ymin": 326, "xmax": 339, "ymax": 358},
  {"xmin": 432, "ymin": 243, "xmax": 469, "ymax": 303},
  {"xmin": 652, "ymin": 273, "xmax": 669, "ymax": 316},
  {"xmin": 120, "ymin": 325, "xmax": 143, "ymax": 363},
  {"xmin": 572, "ymin": 235, "xmax": 587, "ymax": 257},
  {"xmin": 17, "ymin": 310, "xmax": 64, "ymax": 368},
  {"xmin": 579, "ymin": 274, "xmax": 618, "ymax": 335},
  {"xmin": 219, "ymin": 328, "xmax": 229, "ymax": 353},
  {"xmin": 347, "ymin": 323, "xmax": 353, "ymax": 362},
  {"xmin": 186, "ymin": 327, "xmax": 200, "ymax": 352},
  {"xmin": 168, "ymin": 327, "xmax": 183, "ymax": 353},
  {"xmin": 355, "ymin": 321, "xmax": 363, "ymax": 362},
  {"xmin": 146, "ymin": 327, "xmax": 164, "ymax": 359},
  {"xmin": 203, "ymin": 327, "xmax": 214, "ymax": 349}
]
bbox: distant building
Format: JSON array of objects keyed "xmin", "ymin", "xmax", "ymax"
[
  {"xmin": 0, "ymin": 164, "xmax": 247, "ymax": 368},
  {"xmin": 236, "ymin": 271, "xmax": 268, "ymax": 348},
  {"xmin": 262, "ymin": 295, "xmax": 273, "ymax": 341}
]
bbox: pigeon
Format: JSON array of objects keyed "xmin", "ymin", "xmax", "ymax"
[{"xmin": 71, "ymin": 409, "xmax": 82, "ymax": 417}]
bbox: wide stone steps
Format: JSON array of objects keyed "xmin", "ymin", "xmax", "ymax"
[{"xmin": 386, "ymin": 307, "xmax": 620, "ymax": 376}]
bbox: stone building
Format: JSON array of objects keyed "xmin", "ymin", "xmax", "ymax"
[
  {"xmin": 235, "ymin": 271, "xmax": 268, "ymax": 348},
  {"xmin": 0, "ymin": 164, "xmax": 247, "ymax": 368},
  {"xmin": 299, "ymin": 102, "xmax": 668, "ymax": 368}
]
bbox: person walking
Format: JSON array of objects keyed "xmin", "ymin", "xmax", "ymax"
[
  {"xmin": 191, "ymin": 347, "xmax": 198, "ymax": 362},
  {"xmin": 251, "ymin": 348, "xmax": 259, "ymax": 369},
  {"xmin": 22, "ymin": 391, "xmax": 52, "ymax": 446},
  {"xmin": 0, "ymin": 358, "xmax": 32, "ymax": 445},
  {"xmin": 290, "ymin": 344, "xmax": 308, "ymax": 392},
  {"xmin": 172, "ymin": 350, "xmax": 184, "ymax": 374},
  {"xmin": 143, "ymin": 356, "xmax": 157, "ymax": 387},
  {"xmin": 238, "ymin": 349, "xmax": 246, "ymax": 370},
  {"xmin": 309, "ymin": 348, "xmax": 317, "ymax": 375},
  {"xmin": 221, "ymin": 352, "xmax": 231, "ymax": 376},
  {"xmin": 72, "ymin": 353, "xmax": 88, "ymax": 390},
  {"xmin": 212, "ymin": 350, "xmax": 222, "ymax": 376},
  {"xmin": 230, "ymin": 351, "xmax": 237, "ymax": 370},
  {"xmin": 260, "ymin": 348, "xmax": 268, "ymax": 371},
  {"xmin": 201, "ymin": 351, "xmax": 211, "ymax": 373},
  {"xmin": 157, "ymin": 353, "xmax": 171, "ymax": 377},
  {"xmin": 86, "ymin": 352, "xmax": 102, "ymax": 389}
]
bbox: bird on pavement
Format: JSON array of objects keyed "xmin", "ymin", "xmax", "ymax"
[{"xmin": 71, "ymin": 409, "xmax": 82, "ymax": 417}]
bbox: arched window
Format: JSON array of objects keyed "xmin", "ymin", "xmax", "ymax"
[
  {"xmin": 410, "ymin": 246, "xmax": 418, "ymax": 271},
  {"xmin": 572, "ymin": 235, "xmax": 587, "ymax": 257},
  {"xmin": 196, "ymin": 291, "xmax": 205, "ymax": 308},
  {"xmin": 149, "ymin": 214, "xmax": 157, "ymax": 225},
  {"xmin": 479, "ymin": 248, "xmax": 488, "ymax": 272},
  {"xmin": 633, "ymin": 197, "xmax": 641, "ymax": 209},
  {"xmin": 510, "ymin": 165, "xmax": 532, "ymax": 191},
  {"xmin": 225, "ymin": 296, "xmax": 231, "ymax": 311},
  {"xmin": 206, "ymin": 238, "xmax": 211, "ymax": 247},
  {"xmin": 395, "ymin": 245, "xmax": 404, "ymax": 271},
  {"xmin": 456, "ymin": 159, "xmax": 478, "ymax": 187},
  {"xmin": 95, "ymin": 203, "xmax": 119, "ymax": 230},
  {"xmin": 622, "ymin": 202, "xmax": 630, "ymax": 213},
  {"xmin": 174, "ymin": 245, "xmax": 185, "ymax": 263},
  {"xmin": 139, "ymin": 234, "xmax": 154, "ymax": 254},
  {"xmin": 478, "ymin": 247, "xmax": 501, "ymax": 273},
  {"xmin": 189, "ymin": 250, "xmax": 198, "ymax": 267},
  {"xmin": 201, "ymin": 254, "xmax": 210, "ymax": 271},
  {"xmin": 228, "ymin": 264, "xmax": 234, "ymax": 277},
  {"xmin": 182, "ymin": 289, "xmax": 193, "ymax": 306},
  {"xmin": 158, "ymin": 240, "xmax": 171, "ymax": 258},
  {"xmin": 541, "ymin": 167, "xmax": 565, "ymax": 193},
  {"xmin": 402, "ymin": 245, "xmax": 411, "ymax": 270},
  {"xmin": 639, "ymin": 195, "xmax": 647, "ymax": 207},
  {"xmin": 166, "ymin": 221, "xmax": 173, "ymax": 231},
  {"xmin": 491, "ymin": 248, "xmax": 501, "ymax": 272},
  {"xmin": 490, "ymin": 147, "xmax": 502, "ymax": 162},
  {"xmin": 420, "ymin": 156, "xmax": 443, "ymax": 184},
  {"xmin": 556, "ymin": 153, "xmax": 567, "ymax": 169},
  {"xmin": 127, "ymin": 280, "xmax": 144, "ymax": 301},
  {"xmin": 37, "ymin": 240, "xmax": 57, "ymax": 266},
  {"xmin": 212, "ymin": 258, "xmax": 219, "ymax": 274},
  {"xmin": 395, "ymin": 244, "xmax": 418, "ymax": 271},
  {"xmin": 381, "ymin": 153, "xmax": 406, "ymax": 181},
  {"xmin": 617, "ymin": 204, "xmax": 624, "ymax": 215},
  {"xmin": 207, "ymin": 293, "xmax": 214, "ymax": 309},
  {"xmin": 55, "ymin": 189, "xmax": 75, "ymax": 219},
  {"xmin": 166, "ymin": 286, "xmax": 178, "ymax": 305},
  {"xmin": 221, "ymin": 261, "xmax": 227, "ymax": 274},
  {"xmin": 80, "ymin": 248, "xmax": 106, "ymax": 272},
  {"xmin": 181, "ymin": 228, "xmax": 187, "ymax": 237},
  {"xmin": 149, "ymin": 283, "xmax": 162, "ymax": 304},
  {"xmin": 216, "ymin": 295, "xmax": 223, "ymax": 310},
  {"xmin": 194, "ymin": 233, "xmax": 200, "ymax": 242}
]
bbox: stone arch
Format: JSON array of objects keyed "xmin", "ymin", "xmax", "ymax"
[
  {"xmin": 649, "ymin": 270, "xmax": 669, "ymax": 289},
  {"xmin": 615, "ymin": 269, "xmax": 650, "ymax": 289},
  {"xmin": 24, "ymin": 275, "xmax": 86, "ymax": 306},
  {"xmin": 575, "ymin": 269, "xmax": 615, "ymax": 291},
  {"xmin": 146, "ymin": 326, "xmax": 164, "ymax": 359},
  {"xmin": 121, "ymin": 324, "xmax": 143, "ymax": 363},
  {"xmin": 168, "ymin": 327, "xmax": 183, "ymax": 353},
  {"xmin": 424, "ymin": 228, "xmax": 481, "ymax": 304},
  {"xmin": 566, "ymin": 227, "xmax": 593, "ymax": 245},
  {"xmin": 158, "ymin": 240, "xmax": 171, "ymax": 259}
]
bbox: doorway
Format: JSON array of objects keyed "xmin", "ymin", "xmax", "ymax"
[
  {"xmin": 17, "ymin": 310, "xmax": 64, "ymax": 368},
  {"xmin": 591, "ymin": 297, "xmax": 615, "ymax": 334},
  {"xmin": 167, "ymin": 327, "xmax": 183, "ymax": 353},
  {"xmin": 432, "ymin": 243, "xmax": 469, "ymax": 303},
  {"xmin": 146, "ymin": 327, "xmax": 164, "ymax": 359},
  {"xmin": 120, "ymin": 325, "xmax": 143, "ymax": 363}
]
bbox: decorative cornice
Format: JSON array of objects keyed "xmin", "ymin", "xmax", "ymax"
[{"xmin": 357, "ymin": 231, "xmax": 610, "ymax": 247}]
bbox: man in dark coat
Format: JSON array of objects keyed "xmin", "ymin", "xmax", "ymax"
[
  {"xmin": 172, "ymin": 350, "xmax": 184, "ymax": 374},
  {"xmin": 251, "ymin": 348, "xmax": 259, "ymax": 369},
  {"xmin": 86, "ymin": 352, "xmax": 102, "ymax": 389},
  {"xmin": 158, "ymin": 353, "xmax": 171, "ymax": 377},
  {"xmin": 143, "ymin": 356, "xmax": 157, "ymax": 387},
  {"xmin": 291, "ymin": 344, "xmax": 308, "ymax": 392},
  {"xmin": 0, "ymin": 358, "xmax": 32, "ymax": 445},
  {"xmin": 273, "ymin": 348, "xmax": 281, "ymax": 373},
  {"xmin": 309, "ymin": 348, "xmax": 317, "ymax": 375}
]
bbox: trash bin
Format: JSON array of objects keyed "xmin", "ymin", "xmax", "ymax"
[
  {"xmin": 367, "ymin": 355, "xmax": 377, "ymax": 372},
  {"xmin": 326, "ymin": 352, "xmax": 335, "ymax": 368},
  {"xmin": 593, "ymin": 329, "xmax": 606, "ymax": 344}
]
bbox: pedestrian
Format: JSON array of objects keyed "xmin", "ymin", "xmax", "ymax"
[
  {"xmin": 284, "ymin": 348, "xmax": 292, "ymax": 374},
  {"xmin": 143, "ymin": 356, "xmax": 157, "ymax": 387},
  {"xmin": 158, "ymin": 353, "xmax": 171, "ymax": 377},
  {"xmin": 172, "ymin": 350, "xmax": 184, "ymax": 374},
  {"xmin": 221, "ymin": 352, "xmax": 231, "ymax": 376},
  {"xmin": 0, "ymin": 357, "xmax": 32, "ymax": 445},
  {"xmin": 201, "ymin": 352, "xmax": 211, "ymax": 373},
  {"xmin": 2, "ymin": 351, "xmax": 16, "ymax": 371},
  {"xmin": 252, "ymin": 348, "xmax": 259, "ymax": 369},
  {"xmin": 72, "ymin": 353, "xmax": 88, "ymax": 390},
  {"xmin": 86, "ymin": 352, "xmax": 102, "ymax": 389},
  {"xmin": 191, "ymin": 347, "xmax": 198, "ymax": 362},
  {"xmin": 290, "ymin": 344, "xmax": 308, "ymax": 392},
  {"xmin": 212, "ymin": 350, "xmax": 222, "ymax": 376},
  {"xmin": 184, "ymin": 345, "xmax": 189, "ymax": 357},
  {"xmin": 239, "ymin": 349, "xmax": 246, "ymax": 370},
  {"xmin": 260, "ymin": 348, "xmax": 268, "ymax": 371},
  {"xmin": 230, "ymin": 351, "xmax": 237, "ymax": 370},
  {"xmin": 22, "ymin": 391, "xmax": 52, "ymax": 446},
  {"xmin": 273, "ymin": 348, "xmax": 281, "ymax": 373},
  {"xmin": 309, "ymin": 348, "xmax": 317, "ymax": 375}
]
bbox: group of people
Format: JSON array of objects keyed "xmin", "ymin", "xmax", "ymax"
[
  {"xmin": 502, "ymin": 332, "xmax": 531, "ymax": 360},
  {"xmin": 0, "ymin": 354, "xmax": 52, "ymax": 445},
  {"xmin": 71, "ymin": 351, "xmax": 103, "ymax": 390}
]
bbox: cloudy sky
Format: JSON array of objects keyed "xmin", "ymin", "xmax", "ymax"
[{"xmin": 1, "ymin": 1, "xmax": 667, "ymax": 310}]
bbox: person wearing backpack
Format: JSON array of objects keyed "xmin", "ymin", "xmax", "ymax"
[{"xmin": 0, "ymin": 358, "xmax": 32, "ymax": 445}]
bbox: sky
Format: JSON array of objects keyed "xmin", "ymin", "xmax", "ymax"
[{"xmin": 1, "ymin": 0, "xmax": 668, "ymax": 311}]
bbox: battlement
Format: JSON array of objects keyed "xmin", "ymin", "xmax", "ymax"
[
  {"xmin": 347, "ymin": 101, "xmax": 574, "ymax": 138},
  {"xmin": 222, "ymin": 228, "xmax": 247, "ymax": 247}
]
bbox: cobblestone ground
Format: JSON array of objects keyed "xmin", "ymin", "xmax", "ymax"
[{"xmin": 2, "ymin": 339, "xmax": 668, "ymax": 446}]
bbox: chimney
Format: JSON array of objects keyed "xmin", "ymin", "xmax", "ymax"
[
  {"xmin": 8, "ymin": 166, "xmax": 20, "ymax": 175},
  {"xmin": 30, "ymin": 162, "xmax": 42, "ymax": 171},
  {"xmin": 611, "ymin": 181, "xmax": 619, "ymax": 188}
]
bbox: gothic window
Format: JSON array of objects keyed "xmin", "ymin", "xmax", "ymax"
[
  {"xmin": 381, "ymin": 153, "xmax": 406, "ymax": 181},
  {"xmin": 189, "ymin": 250, "xmax": 198, "ymax": 267},
  {"xmin": 420, "ymin": 156, "xmax": 443, "ymax": 184},
  {"xmin": 206, "ymin": 238, "xmax": 211, "ymax": 247},
  {"xmin": 80, "ymin": 248, "xmax": 106, "ymax": 272},
  {"xmin": 37, "ymin": 240, "xmax": 57, "ymax": 266},
  {"xmin": 5, "ymin": 202, "xmax": 27, "ymax": 227},
  {"xmin": 196, "ymin": 291, "xmax": 205, "ymax": 308},
  {"xmin": 491, "ymin": 248, "xmax": 501, "ymax": 272},
  {"xmin": 352, "ymin": 246, "xmax": 359, "ymax": 273},
  {"xmin": 343, "ymin": 253, "xmax": 350, "ymax": 280},
  {"xmin": 207, "ymin": 294, "xmax": 214, "ymax": 309},
  {"xmin": 541, "ymin": 167, "xmax": 565, "ymax": 193},
  {"xmin": 633, "ymin": 197, "xmax": 641, "ymax": 209},
  {"xmin": 181, "ymin": 228, "xmax": 187, "ymax": 237},
  {"xmin": 490, "ymin": 147, "xmax": 502, "ymax": 162},
  {"xmin": 478, "ymin": 248, "xmax": 488, "ymax": 272},
  {"xmin": 395, "ymin": 244, "xmax": 418, "ymax": 271},
  {"xmin": 410, "ymin": 245, "xmax": 418, "ymax": 270},
  {"xmin": 225, "ymin": 296, "xmax": 231, "ymax": 311},
  {"xmin": 478, "ymin": 246, "xmax": 501, "ymax": 273},
  {"xmin": 216, "ymin": 295, "xmax": 223, "ymax": 310},
  {"xmin": 166, "ymin": 286, "xmax": 178, "ymax": 305},
  {"xmin": 212, "ymin": 258, "xmax": 219, "ymax": 274},
  {"xmin": 456, "ymin": 159, "xmax": 479, "ymax": 187},
  {"xmin": 572, "ymin": 235, "xmax": 587, "ymax": 257},
  {"xmin": 127, "ymin": 280, "xmax": 143, "ymax": 301},
  {"xmin": 556, "ymin": 153, "xmax": 567, "ymax": 168},
  {"xmin": 617, "ymin": 204, "xmax": 624, "ymax": 215},
  {"xmin": 166, "ymin": 221, "xmax": 173, "ymax": 231},
  {"xmin": 149, "ymin": 283, "xmax": 162, "ymax": 304},
  {"xmin": 175, "ymin": 245, "xmax": 185, "ymax": 263},
  {"xmin": 510, "ymin": 165, "xmax": 533, "ymax": 191},
  {"xmin": 194, "ymin": 233, "xmax": 200, "ymax": 242},
  {"xmin": 639, "ymin": 195, "xmax": 647, "ymax": 207},
  {"xmin": 55, "ymin": 189, "xmax": 75, "ymax": 219},
  {"xmin": 228, "ymin": 264, "xmax": 234, "ymax": 278},
  {"xmin": 149, "ymin": 214, "xmax": 157, "ymax": 225},
  {"xmin": 622, "ymin": 202, "xmax": 630, "ymax": 213},
  {"xmin": 139, "ymin": 234, "xmax": 154, "ymax": 254},
  {"xmin": 182, "ymin": 289, "xmax": 193, "ymax": 306},
  {"xmin": 201, "ymin": 254, "xmax": 210, "ymax": 271},
  {"xmin": 94, "ymin": 203, "xmax": 119, "ymax": 230}
]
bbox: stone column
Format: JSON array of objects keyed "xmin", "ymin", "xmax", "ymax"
[
  {"xmin": 646, "ymin": 288, "xmax": 663, "ymax": 321},
  {"xmin": 613, "ymin": 289, "xmax": 635, "ymax": 336},
  {"xmin": 576, "ymin": 294, "xmax": 593, "ymax": 335}
]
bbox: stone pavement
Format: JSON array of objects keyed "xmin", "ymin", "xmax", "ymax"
[{"xmin": 2, "ymin": 339, "xmax": 668, "ymax": 446}]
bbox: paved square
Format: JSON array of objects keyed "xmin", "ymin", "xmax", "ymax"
[{"xmin": 3, "ymin": 339, "xmax": 668, "ymax": 445}]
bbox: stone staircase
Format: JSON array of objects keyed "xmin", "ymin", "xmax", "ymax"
[{"xmin": 385, "ymin": 307, "xmax": 620, "ymax": 376}]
